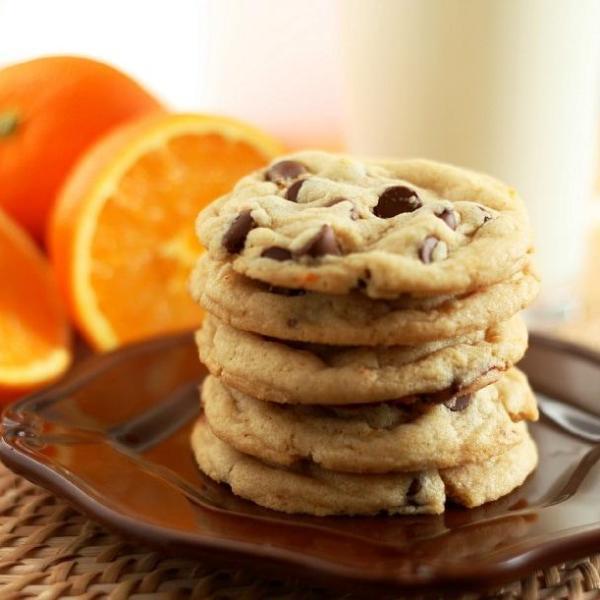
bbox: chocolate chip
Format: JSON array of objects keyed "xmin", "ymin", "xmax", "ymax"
[
  {"xmin": 444, "ymin": 394, "xmax": 472, "ymax": 411},
  {"xmin": 437, "ymin": 209, "xmax": 458, "ymax": 230},
  {"xmin": 374, "ymin": 186, "xmax": 421, "ymax": 218},
  {"xmin": 222, "ymin": 210, "xmax": 256, "ymax": 254},
  {"xmin": 408, "ymin": 478, "xmax": 422, "ymax": 496},
  {"xmin": 419, "ymin": 236, "xmax": 440, "ymax": 264},
  {"xmin": 286, "ymin": 317, "xmax": 299, "ymax": 328},
  {"xmin": 285, "ymin": 179, "xmax": 305, "ymax": 201},
  {"xmin": 266, "ymin": 160, "xmax": 308, "ymax": 183},
  {"xmin": 297, "ymin": 225, "xmax": 342, "ymax": 258},
  {"xmin": 267, "ymin": 285, "xmax": 306, "ymax": 297},
  {"xmin": 261, "ymin": 246, "xmax": 292, "ymax": 261},
  {"xmin": 450, "ymin": 379, "xmax": 462, "ymax": 395}
]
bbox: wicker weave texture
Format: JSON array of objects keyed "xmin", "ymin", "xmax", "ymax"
[{"xmin": 0, "ymin": 462, "xmax": 599, "ymax": 599}]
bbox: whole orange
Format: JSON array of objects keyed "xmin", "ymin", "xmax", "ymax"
[{"xmin": 0, "ymin": 56, "xmax": 163, "ymax": 241}]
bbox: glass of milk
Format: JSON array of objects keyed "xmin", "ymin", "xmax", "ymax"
[{"xmin": 340, "ymin": 0, "xmax": 600, "ymax": 323}]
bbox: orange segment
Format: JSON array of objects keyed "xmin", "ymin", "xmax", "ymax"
[
  {"xmin": 49, "ymin": 113, "xmax": 284, "ymax": 350},
  {"xmin": 0, "ymin": 210, "xmax": 71, "ymax": 399}
]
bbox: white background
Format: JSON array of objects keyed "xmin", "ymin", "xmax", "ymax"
[{"xmin": 0, "ymin": 0, "xmax": 344, "ymax": 147}]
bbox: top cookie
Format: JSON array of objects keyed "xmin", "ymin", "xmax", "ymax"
[{"xmin": 197, "ymin": 151, "xmax": 533, "ymax": 298}]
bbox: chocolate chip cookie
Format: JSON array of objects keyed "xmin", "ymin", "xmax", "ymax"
[
  {"xmin": 197, "ymin": 315, "xmax": 527, "ymax": 405},
  {"xmin": 191, "ymin": 417, "xmax": 537, "ymax": 516},
  {"xmin": 189, "ymin": 149, "xmax": 540, "ymax": 516},
  {"xmin": 190, "ymin": 257, "xmax": 539, "ymax": 346},
  {"xmin": 197, "ymin": 152, "xmax": 533, "ymax": 299},
  {"xmin": 201, "ymin": 369, "xmax": 537, "ymax": 473}
]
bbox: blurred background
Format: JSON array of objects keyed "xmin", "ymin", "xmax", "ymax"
[
  {"xmin": 0, "ymin": 0, "xmax": 345, "ymax": 147},
  {"xmin": 1, "ymin": 0, "xmax": 599, "ymax": 398}
]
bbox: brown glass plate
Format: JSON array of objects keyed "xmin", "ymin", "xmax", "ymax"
[{"xmin": 1, "ymin": 332, "xmax": 599, "ymax": 595}]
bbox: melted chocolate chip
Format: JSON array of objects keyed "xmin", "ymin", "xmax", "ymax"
[
  {"xmin": 286, "ymin": 317, "xmax": 299, "ymax": 328},
  {"xmin": 266, "ymin": 160, "xmax": 308, "ymax": 183},
  {"xmin": 297, "ymin": 225, "xmax": 342, "ymax": 258},
  {"xmin": 449, "ymin": 379, "xmax": 462, "ymax": 395},
  {"xmin": 408, "ymin": 478, "xmax": 422, "ymax": 496},
  {"xmin": 374, "ymin": 186, "xmax": 421, "ymax": 218},
  {"xmin": 416, "ymin": 379, "xmax": 469, "ymax": 406},
  {"xmin": 419, "ymin": 236, "xmax": 440, "ymax": 264},
  {"xmin": 261, "ymin": 246, "xmax": 292, "ymax": 261},
  {"xmin": 437, "ymin": 209, "xmax": 458, "ymax": 230},
  {"xmin": 444, "ymin": 394, "xmax": 472, "ymax": 412},
  {"xmin": 285, "ymin": 179, "xmax": 305, "ymax": 201},
  {"xmin": 222, "ymin": 210, "xmax": 256, "ymax": 254}
]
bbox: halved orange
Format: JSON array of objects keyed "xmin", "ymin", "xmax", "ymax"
[
  {"xmin": 0, "ymin": 210, "xmax": 71, "ymax": 400},
  {"xmin": 49, "ymin": 113, "xmax": 284, "ymax": 350}
]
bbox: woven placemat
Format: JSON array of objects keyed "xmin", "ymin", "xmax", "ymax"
[{"xmin": 0, "ymin": 463, "xmax": 598, "ymax": 599}]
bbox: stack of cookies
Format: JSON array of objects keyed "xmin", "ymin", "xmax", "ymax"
[{"xmin": 189, "ymin": 151, "xmax": 540, "ymax": 516}]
